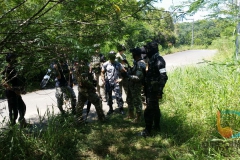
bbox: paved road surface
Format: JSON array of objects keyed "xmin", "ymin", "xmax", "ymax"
[
  {"xmin": 163, "ymin": 49, "xmax": 217, "ymax": 70},
  {"xmin": 0, "ymin": 50, "xmax": 217, "ymax": 127}
]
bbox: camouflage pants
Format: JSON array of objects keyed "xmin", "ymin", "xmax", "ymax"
[
  {"xmin": 126, "ymin": 83, "xmax": 142, "ymax": 113},
  {"xmin": 106, "ymin": 82, "xmax": 123, "ymax": 110},
  {"xmin": 55, "ymin": 86, "xmax": 76, "ymax": 114},
  {"xmin": 119, "ymin": 77, "xmax": 128, "ymax": 101},
  {"xmin": 94, "ymin": 73, "xmax": 106, "ymax": 100},
  {"xmin": 76, "ymin": 88, "xmax": 105, "ymax": 121}
]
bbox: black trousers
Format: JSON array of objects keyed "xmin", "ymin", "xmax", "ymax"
[
  {"xmin": 5, "ymin": 89, "xmax": 26, "ymax": 124},
  {"xmin": 144, "ymin": 91, "xmax": 161, "ymax": 133}
]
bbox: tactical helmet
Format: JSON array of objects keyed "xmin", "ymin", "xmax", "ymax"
[
  {"xmin": 6, "ymin": 53, "xmax": 17, "ymax": 62},
  {"xmin": 145, "ymin": 41, "xmax": 158, "ymax": 52},
  {"xmin": 108, "ymin": 50, "xmax": 116, "ymax": 60},
  {"xmin": 144, "ymin": 41, "xmax": 159, "ymax": 58},
  {"xmin": 117, "ymin": 44, "xmax": 126, "ymax": 52},
  {"xmin": 130, "ymin": 47, "xmax": 142, "ymax": 56}
]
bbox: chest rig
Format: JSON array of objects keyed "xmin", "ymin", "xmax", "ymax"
[
  {"xmin": 130, "ymin": 60, "xmax": 145, "ymax": 75},
  {"xmin": 146, "ymin": 53, "xmax": 160, "ymax": 81},
  {"xmin": 76, "ymin": 63, "xmax": 93, "ymax": 87}
]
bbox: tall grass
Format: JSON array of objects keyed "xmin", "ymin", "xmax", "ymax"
[
  {"xmin": 163, "ymin": 64, "xmax": 240, "ymax": 158},
  {"xmin": 161, "ymin": 37, "xmax": 240, "ymax": 159},
  {"xmin": 0, "ymin": 37, "xmax": 239, "ymax": 159}
]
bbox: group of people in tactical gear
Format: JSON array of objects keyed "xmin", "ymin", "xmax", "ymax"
[{"xmin": 1, "ymin": 41, "xmax": 168, "ymax": 137}]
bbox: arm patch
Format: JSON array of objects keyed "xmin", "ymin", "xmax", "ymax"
[{"xmin": 159, "ymin": 68, "xmax": 166, "ymax": 73}]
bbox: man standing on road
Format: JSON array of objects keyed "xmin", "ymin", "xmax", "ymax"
[
  {"xmin": 90, "ymin": 44, "xmax": 107, "ymax": 102},
  {"xmin": 74, "ymin": 59, "xmax": 106, "ymax": 123},
  {"xmin": 140, "ymin": 42, "xmax": 168, "ymax": 137},
  {"xmin": 52, "ymin": 59, "xmax": 76, "ymax": 115},
  {"xmin": 126, "ymin": 47, "xmax": 146, "ymax": 123},
  {"xmin": 115, "ymin": 44, "xmax": 129, "ymax": 102},
  {"xmin": 101, "ymin": 51, "xmax": 126, "ymax": 115},
  {"xmin": 1, "ymin": 53, "xmax": 29, "ymax": 128}
]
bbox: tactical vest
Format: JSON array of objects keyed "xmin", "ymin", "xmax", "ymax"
[
  {"xmin": 146, "ymin": 53, "xmax": 160, "ymax": 82},
  {"xmin": 129, "ymin": 59, "xmax": 146, "ymax": 84},
  {"xmin": 91, "ymin": 55, "xmax": 101, "ymax": 73},
  {"xmin": 75, "ymin": 63, "xmax": 94, "ymax": 89}
]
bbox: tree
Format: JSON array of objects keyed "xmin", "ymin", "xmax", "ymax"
[
  {"xmin": 175, "ymin": 18, "xmax": 235, "ymax": 46},
  {"xmin": 0, "ymin": 0, "xmax": 173, "ymax": 89}
]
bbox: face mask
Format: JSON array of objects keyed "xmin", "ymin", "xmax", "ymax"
[{"xmin": 146, "ymin": 51, "xmax": 155, "ymax": 58}]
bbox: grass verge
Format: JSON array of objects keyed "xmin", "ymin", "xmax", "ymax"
[{"xmin": 0, "ymin": 38, "xmax": 239, "ymax": 159}]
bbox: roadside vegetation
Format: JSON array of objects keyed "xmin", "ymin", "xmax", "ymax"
[
  {"xmin": 0, "ymin": 37, "xmax": 239, "ymax": 159},
  {"xmin": 0, "ymin": 0, "xmax": 240, "ymax": 159}
]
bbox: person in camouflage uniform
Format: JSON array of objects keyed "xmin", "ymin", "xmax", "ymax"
[
  {"xmin": 101, "ymin": 51, "xmax": 126, "ymax": 115},
  {"xmin": 74, "ymin": 60, "xmax": 105, "ymax": 122},
  {"xmin": 126, "ymin": 47, "xmax": 146, "ymax": 123},
  {"xmin": 53, "ymin": 60, "xmax": 76, "ymax": 115},
  {"xmin": 141, "ymin": 53, "xmax": 149, "ymax": 109},
  {"xmin": 115, "ymin": 45, "xmax": 129, "ymax": 102},
  {"xmin": 90, "ymin": 44, "xmax": 106, "ymax": 101}
]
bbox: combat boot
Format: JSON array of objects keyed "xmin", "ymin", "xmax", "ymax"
[
  {"xmin": 107, "ymin": 109, "xmax": 114, "ymax": 115},
  {"xmin": 125, "ymin": 110, "xmax": 134, "ymax": 120},
  {"xmin": 139, "ymin": 129, "xmax": 150, "ymax": 138},
  {"xmin": 19, "ymin": 118, "xmax": 31, "ymax": 128},
  {"xmin": 119, "ymin": 107, "xmax": 125, "ymax": 115},
  {"xmin": 74, "ymin": 117, "xmax": 86, "ymax": 126},
  {"xmin": 98, "ymin": 116, "xmax": 108, "ymax": 123},
  {"xmin": 133, "ymin": 112, "xmax": 141, "ymax": 123},
  {"xmin": 107, "ymin": 105, "xmax": 114, "ymax": 115}
]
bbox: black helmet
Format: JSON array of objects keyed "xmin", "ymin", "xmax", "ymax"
[
  {"xmin": 6, "ymin": 53, "xmax": 17, "ymax": 62},
  {"xmin": 145, "ymin": 41, "xmax": 158, "ymax": 52},
  {"xmin": 144, "ymin": 41, "xmax": 159, "ymax": 58},
  {"xmin": 108, "ymin": 51, "xmax": 116, "ymax": 60},
  {"xmin": 130, "ymin": 47, "xmax": 142, "ymax": 56},
  {"xmin": 117, "ymin": 44, "xmax": 126, "ymax": 52}
]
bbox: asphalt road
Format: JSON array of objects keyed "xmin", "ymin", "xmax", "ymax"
[
  {"xmin": 163, "ymin": 49, "xmax": 217, "ymax": 70},
  {"xmin": 0, "ymin": 49, "xmax": 217, "ymax": 126}
]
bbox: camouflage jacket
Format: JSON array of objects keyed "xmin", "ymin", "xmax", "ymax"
[
  {"xmin": 90, "ymin": 54, "xmax": 105, "ymax": 73},
  {"xmin": 128, "ymin": 59, "xmax": 146, "ymax": 85},
  {"xmin": 74, "ymin": 62, "xmax": 95, "ymax": 91}
]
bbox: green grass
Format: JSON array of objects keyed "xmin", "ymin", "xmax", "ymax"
[{"xmin": 1, "ymin": 38, "xmax": 240, "ymax": 159}]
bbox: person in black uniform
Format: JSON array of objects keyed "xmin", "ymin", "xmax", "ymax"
[
  {"xmin": 1, "ymin": 53, "xmax": 29, "ymax": 127},
  {"xmin": 140, "ymin": 42, "xmax": 168, "ymax": 137}
]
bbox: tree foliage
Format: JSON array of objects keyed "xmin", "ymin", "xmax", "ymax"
[
  {"xmin": 0, "ymin": 0, "xmax": 175, "ymax": 90},
  {"xmin": 175, "ymin": 18, "xmax": 235, "ymax": 46},
  {"xmin": 172, "ymin": 0, "xmax": 240, "ymax": 21}
]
